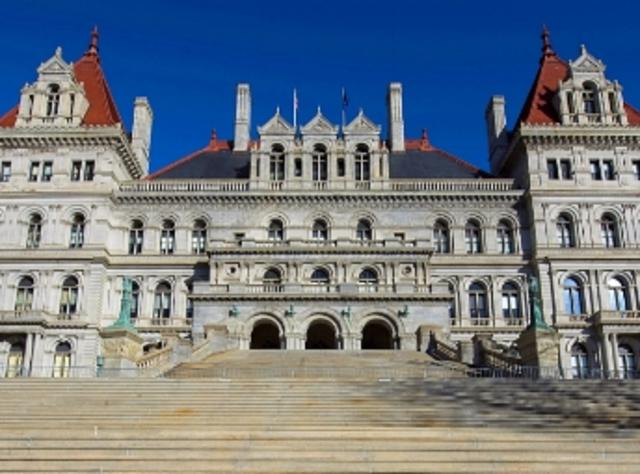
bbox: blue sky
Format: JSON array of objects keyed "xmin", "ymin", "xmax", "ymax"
[{"xmin": 1, "ymin": 0, "xmax": 639, "ymax": 172}]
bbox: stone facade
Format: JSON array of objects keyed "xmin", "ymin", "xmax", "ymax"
[{"xmin": 0, "ymin": 28, "xmax": 638, "ymax": 378}]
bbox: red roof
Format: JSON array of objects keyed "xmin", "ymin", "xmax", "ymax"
[
  {"xmin": 0, "ymin": 28, "xmax": 122, "ymax": 128},
  {"xmin": 518, "ymin": 28, "xmax": 640, "ymax": 126}
]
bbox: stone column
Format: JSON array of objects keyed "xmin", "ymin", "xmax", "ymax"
[
  {"xmin": 611, "ymin": 333, "xmax": 620, "ymax": 379},
  {"xmin": 23, "ymin": 333, "xmax": 33, "ymax": 376},
  {"xmin": 599, "ymin": 331, "xmax": 612, "ymax": 378},
  {"xmin": 0, "ymin": 341, "xmax": 11, "ymax": 378},
  {"xmin": 30, "ymin": 333, "xmax": 44, "ymax": 377}
]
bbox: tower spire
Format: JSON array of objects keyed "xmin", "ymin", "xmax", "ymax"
[
  {"xmin": 541, "ymin": 25, "xmax": 554, "ymax": 58},
  {"xmin": 86, "ymin": 25, "xmax": 99, "ymax": 58}
]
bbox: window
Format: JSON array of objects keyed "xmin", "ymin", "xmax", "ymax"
[
  {"xmin": 263, "ymin": 268, "xmax": 282, "ymax": 287},
  {"xmin": 560, "ymin": 160, "xmax": 572, "ymax": 179},
  {"xmin": 468, "ymin": 282, "xmax": 488, "ymax": 322},
  {"xmin": 433, "ymin": 220, "xmax": 450, "ymax": 254},
  {"xmin": 310, "ymin": 268, "xmax": 330, "ymax": 285},
  {"xmin": 602, "ymin": 160, "xmax": 615, "ymax": 180},
  {"xmin": 590, "ymin": 159, "xmax": 615, "ymax": 181},
  {"xmin": 130, "ymin": 281, "xmax": 140, "ymax": 320},
  {"xmin": 6, "ymin": 344, "xmax": 24, "ymax": 378},
  {"xmin": 160, "ymin": 219, "xmax": 175, "ymax": 254},
  {"xmin": 268, "ymin": 219, "xmax": 284, "ymax": 241},
  {"xmin": 26, "ymin": 213, "xmax": 42, "ymax": 249},
  {"xmin": 312, "ymin": 145, "xmax": 328, "ymax": 181},
  {"xmin": 1, "ymin": 162, "xmax": 11, "ymax": 182},
  {"xmin": 358, "ymin": 268, "xmax": 378, "ymax": 286},
  {"xmin": 294, "ymin": 158, "xmax": 302, "ymax": 177},
  {"xmin": 562, "ymin": 277, "xmax": 583, "ymax": 316},
  {"xmin": 356, "ymin": 219, "xmax": 372, "ymax": 241},
  {"xmin": 69, "ymin": 214, "xmax": 85, "ymax": 248},
  {"xmin": 128, "ymin": 220, "xmax": 144, "ymax": 255},
  {"xmin": 41, "ymin": 161, "xmax": 53, "ymax": 182},
  {"xmin": 600, "ymin": 214, "xmax": 620, "ymax": 248},
  {"xmin": 71, "ymin": 161, "xmax": 95, "ymax": 181},
  {"xmin": 29, "ymin": 162, "xmax": 40, "ymax": 182},
  {"xmin": 52, "ymin": 342, "xmax": 71, "ymax": 378},
  {"xmin": 354, "ymin": 144, "xmax": 370, "ymax": 181},
  {"xmin": 337, "ymin": 158, "xmax": 345, "ymax": 177},
  {"xmin": 634, "ymin": 161, "xmax": 640, "ymax": 180},
  {"xmin": 556, "ymin": 214, "xmax": 575, "ymax": 248},
  {"xmin": 15, "ymin": 276, "xmax": 34, "ymax": 312},
  {"xmin": 312, "ymin": 219, "xmax": 329, "ymax": 241},
  {"xmin": 186, "ymin": 298, "xmax": 194, "ymax": 320},
  {"xmin": 69, "ymin": 93, "xmax": 76, "ymax": 116},
  {"xmin": 192, "ymin": 219, "xmax": 207, "ymax": 254},
  {"xmin": 59, "ymin": 276, "xmax": 79, "ymax": 317},
  {"xmin": 501, "ymin": 282, "xmax": 520, "ymax": 320},
  {"xmin": 618, "ymin": 345, "xmax": 637, "ymax": 379},
  {"xmin": 582, "ymin": 82, "xmax": 598, "ymax": 115},
  {"xmin": 607, "ymin": 277, "xmax": 629, "ymax": 312},
  {"xmin": 464, "ymin": 220, "xmax": 482, "ymax": 254},
  {"xmin": 269, "ymin": 145, "xmax": 285, "ymax": 181},
  {"xmin": 46, "ymin": 84, "xmax": 60, "ymax": 117},
  {"xmin": 71, "ymin": 161, "xmax": 82, "ymax": 181},
  {"xmin": 496, "ymin": 220, "xmax": 514, "ymax": 254},
  {"xmin": 547, "ymin": 160, "xmax": 559, "ymax": 180},
  {"xmin": 571, "ymin": 344, "xmax": 590, "ymax": 379},
  {"xmin": 153, "ymin": 281, "xmax": 172, "ymax": 319},
  {"xmin": 84, "ymin": 161, "xmax": 95, "ymax": 181}
]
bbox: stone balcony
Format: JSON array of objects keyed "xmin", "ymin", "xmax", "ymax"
[
  {"xmin": 594, "ymin": 310, "xmax": 640, "ymax": 326},
  {"xmin": 0, "ymin": 310, "xmax": 87, "ymax": 327}
]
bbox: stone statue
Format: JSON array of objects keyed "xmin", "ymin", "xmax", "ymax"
[
  {"xmin": 110, "ymin": 277, "xmax": 136, "ymax": 332},
  {"xmin": 528, "ymin": 274, "xmax": 549, "ymax": 330}
]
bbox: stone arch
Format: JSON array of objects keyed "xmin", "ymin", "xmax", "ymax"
[
  {"xmin": 359, "ymin": 313, "xmax": 399, "ymax": 350},
  {"xmin": 302, "ymin": 314, "xmax": 342, "ymax": 350},
  {"xmin": 247, "ymin": 314, "xmax": 286, "ymax": 350}
]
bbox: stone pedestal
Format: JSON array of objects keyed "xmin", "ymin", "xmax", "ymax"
[
  {"xmin": 204, "ymin": 324, "xmax": 232, "ymax": 352},
  {"xmin": 100, "ymin": 328, "xmax": 144, "ymax": 362},
  {"xmin": 516, "ymin": 325, "xmax": 560, "ymax": 378}
]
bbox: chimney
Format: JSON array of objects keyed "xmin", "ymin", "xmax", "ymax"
[
  {"xmin": 132, "ymin": 97, "xmax": 153, "ymax": 175},
  {"xmin": 234, "ymin": 83, "xmax": 251, "ymax": 152},
  {"xmin": 387, "ymin": 82, "xmax": 405, "ymax": 152},
  {"xmin": 485, "ymin": 95, "xmax": 508, "ymax": 171}
]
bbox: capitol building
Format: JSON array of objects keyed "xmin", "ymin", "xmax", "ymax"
[{"xmin": 0, "ymin": 27, "xmax": 638, "ymax": 379}]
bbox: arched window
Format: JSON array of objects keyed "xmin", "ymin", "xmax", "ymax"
[
  {"xmin": 59, "ymin": 276, "xmax": 79, "ymax": 318},
  {"xmin": 433, "ymin": 220, "xmax": 450, "ymax": 254},
  {"xmin": 26, "ymin": 213, "xmax": 42, "ymax": 249},
  {"xmin": 46, "ymin": 84, "xmax": 60, "ymax": 117},
  {"xmin": 468, "ymin": 282, "xmax": 488, "ymax": 323},
  {"xmin": 310, "ymin": 268, "xmax": 330, "ymax": 285},
  {"xmin": 582, "ymin": 81, "xmax": 598, "ymax": 115},
  {"xmin": 128, "ymin": 220, "xmax": 144, "ymax": 255},
  {"xmin": 69, "ymin": 214, "xmax": 85, "ymax": 248},
  {"xmin": 464, "ymin": 220, "xmax": 482, "ymax": 254},
  {"xmin": 571, "ymin": 343, "xmax": 590, "ymax": 379},
  {"xmin": 312, "ymin": 144, "xmax": 328, "ymax": 181},
  {"xmin": 192, "ymin": 219, "xmax": 207, "ymax": 254},
  {"xmin": 52, "ymin": 342, "xmax": 71, "ymax": 378},
  {"xmin": 618, "ymin": 345, "xmax": 636, "ymax": 379},
  {"xmin": 607, "ymin": 277, "xmax": 629, "ymax": 312},
  {"xmin": 562, "ymin": 277, "xmax": 584, "ymax": 316},
  {"xmin": 268, "ymin": 219, "xmax": 284, "ymax": 241},
  {"xmin": 269, "ymin": 144, "xmax": 285, "ymax": 181},
  {"xmin": 358, "ymin": 268, "xmax": 378, "ymax": 288},
  {"xmin": 356, "ymin": 218, "xmax": 372, "ymax": 241},
  {"xmin": 153, "ymin": 281, "xmax": 172, "ymax": 320},
  {"xmin": 496, "ymin": 220, "xmax": 515, "ymax": 254},
  {"xmin": 556, "ymin": 213, "xmax": 575, "ymax": 248},
  {"xmin": 501, "ymin": 282, "xmax": 520, "ymax": 321},
  {"xmin": 6, "ymin": 344, "xmax": 24, "ymax": 378},
  {"xmin": 130, "ymin": 280, "xmax": 140, "ymax": 320},
  {"xmin": 354, "ymin": 144, "xmax": 370, "ymax": 181},
  {"xmin": 263, "ymin": 268, "xmax": 282, "ymax": 290},
  {"xmin": 600, "ymin": 214, "xmax": 620, "ymax": 248},
  {"xmin": 160, "ymin": 219, "xmax": 175, "ymax": 254},
  {"xmin": 15, "ymin": 276, "xmax": 34, "ymax": 313},
  {"xmin": 312, "ymin": 219, "xmax": 329, "ymax": 241}
]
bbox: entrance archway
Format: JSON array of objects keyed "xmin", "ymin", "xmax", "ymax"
[
  {"xmin": 361, "ymin": 320, "xmax": 394, "ymax": 349},
  {"xmin": 305, "ymin": 320, "xmax": 338, "ymax": 349},
  {"xmin": 250, "ymin": 320, "xmax": 282, "ymax": 349}
]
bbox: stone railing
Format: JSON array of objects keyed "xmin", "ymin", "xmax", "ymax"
[
  {"xmin": 594, "ymin": 310, "xmax": 640, "ymax": 325},
  {"xmin": 476, "ymin": 338, "xmax": 523, "ymax": 373},
  {"xmin": 427, "ymin": 336, "xmax": 460, "ymax": 362},
  {"xmin": 0, "ymin": 310, "xmax": 74, "ymax": 323},
  {"xmin": 119, "ymin": 178, "xmax": 516, "ymax": 195},
  {"xmin": 210, "ymin": 283, "xmax": 429, "ymax": 296},
  {"xmin": 135, "ymin": 317, "xmax": 192, "ymax": 328},
  {"xmin": 135, "ymin": 345, "xmax": 173, "ymax": 371}
]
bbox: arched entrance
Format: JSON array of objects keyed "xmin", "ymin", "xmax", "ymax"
[
  {"xmin": 361, "ymin": 320, "xmax": 395, "ymax": 349},
  {"xmin": 250, "ymin": 320, "xmax": 282, "ymax": 349},
  {"xmin": 305, "ymin": 320, "xmax": 338, "ymax": 349}
]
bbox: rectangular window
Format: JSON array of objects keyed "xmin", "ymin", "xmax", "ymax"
[
  {"xmin": 234, "ymin": 232, "xmax": 245, "ymax": 242},
  {"xmin": 634, "ymin": 161, "xmax": 640, "ymax": 180},
  {"xmin": 255, "ymin": 158, "xmax": 260, "ymax": 178},
  {"xmin": 602, "ymin": 160, "xmax": 615, "ymax": 180},
  {"xmin": 29, "ymin": 162, "xmax": 40, "ymax": 182},
  {"xmin": 560, "ymin": 160, "xmax": 572, "ymax": 179},
  {"xmin": 84, "ymin": 161, "xmax": 95, "ymax": 181},
  {"xmin": 393, "ymin": 232, "xmax": 405, "ymax": 241},
  {"xmin": 547, "ymin": 160, "xmax": 559, "ymax": 179},
  {"xmin": 41, "ymin": 161, "xmax": 53, "ymax": 182},
  {"xmin": 294, "ymin": 158, "xmax": 302, "ymax": 177},
  {"xmin": 0, "ymin": 162, "xmax": 11, "ymax": 182},
  {"xmin": 337, "ymin": 158, "xmax": 345, "ymax": 177},
  {"xmin": 590, "ymin": 160, "xmax": 602, "ymax": 180},
  {"xmin": 71, "ymin": 161, "xmax": 82, "ymax": 181}
]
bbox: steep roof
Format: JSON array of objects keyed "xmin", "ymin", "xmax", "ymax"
[
  {"xmin": 517, "ymin": 27, "xmax": 640, "ymax": 127},
  {"xmin": 0, "ymin": 27, "xmax": 122, "ymax": 128},
  {"xmin": 149, "ymin": 130, "xmax": 491, "ymax": 180}
]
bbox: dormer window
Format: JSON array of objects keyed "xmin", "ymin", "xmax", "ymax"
[
  {"xmin": 46, "ymin": 84, "xmax": 60, "ymax": 117},
  {"xmin": 582, "ymin": 81, "xmax": 598, "ymax": 115},
  {"xmin": 312, "ymin": 145, "xmax": 328, "ymax": 181},
  {"xmin": 354, "ymin": 144, "xmax": 370, "ymax": 181},
  {"xmin": 269, "ymin": 145, "xmax": 285, "ymax": 181}
]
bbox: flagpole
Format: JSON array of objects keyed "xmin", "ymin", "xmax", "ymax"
[{"xmin": 293, "ymin": 88, "xmax": 298, "ymax": 130}]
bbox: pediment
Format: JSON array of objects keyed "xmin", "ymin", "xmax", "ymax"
[
  {"xmin": 37, "ymin": 47, "xmax": 74, "ymax": 79},
  {"xmin": 257, "ymin": 109, "xmax": 295, "ymax": 135},
  {"xmin": 301, "ymin": 109, "xmax": 338, "ymax": 135},
  {"xmin": 570, "ymin": 45, "xmax": 606, "ymax": 75},
  {"xmin": 344, "ymin": 110, "xmax": 381, "ymax": 135}
]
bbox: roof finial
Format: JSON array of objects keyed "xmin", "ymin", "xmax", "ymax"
[
  {"xmin": 209, "ymin": 129, "xmax": 218, "ymax": 149},
  {"xmin": 86, "ymin": 25, "xmax": 99, "ymax": 58},
  {"xmin": 420, "ymin": 128, "xmax": 431, "ymax": 150},
  {"xmin": 541, "ymin": 25, "xmax": 554, "ymax": 57}
]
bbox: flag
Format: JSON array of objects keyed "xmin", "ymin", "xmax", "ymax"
[
  {"xmin": 341, "ymin": 87, "xmax": 349, "ymax": 108},
  {"xmin": 293, "ymin": 88, "xmax": 298, "ymax": 128}
]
